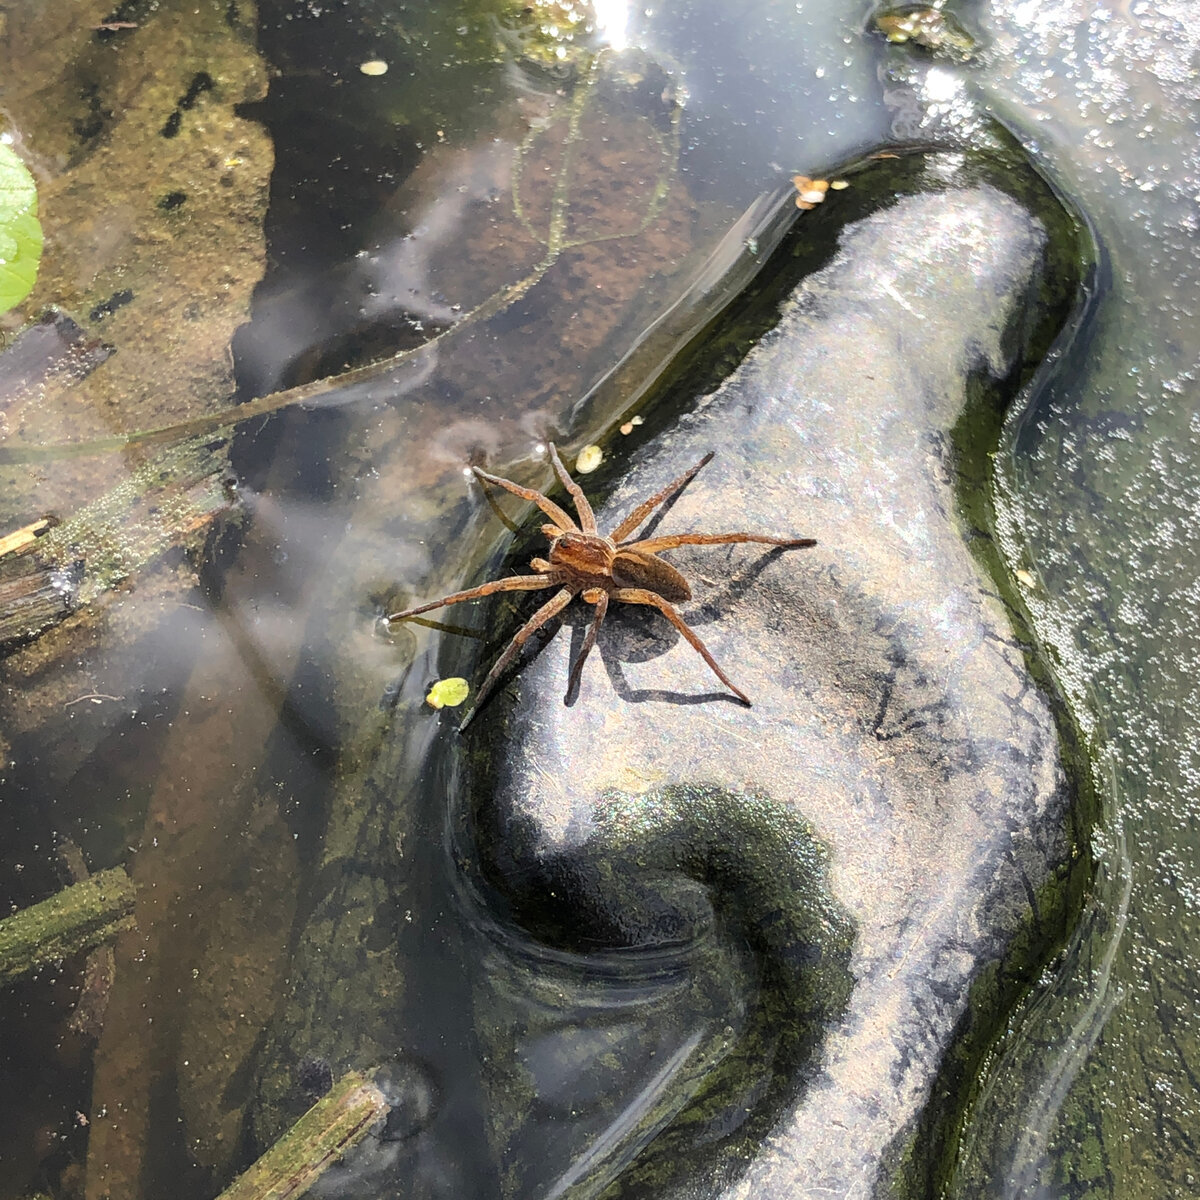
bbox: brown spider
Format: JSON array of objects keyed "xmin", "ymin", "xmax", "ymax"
[{"xmin": 385, "ymin": 444, "xmax": 816, "ymax": 724}]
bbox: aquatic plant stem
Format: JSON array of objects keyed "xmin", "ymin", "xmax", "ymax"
[{"xmin": 0, "ymin": 255, "xmax": 559, "ymax": 465}]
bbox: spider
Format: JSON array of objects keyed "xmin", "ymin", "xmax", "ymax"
[{"xmin": 385, "ymin": 444, "xmax": 816, "ymax": 725}]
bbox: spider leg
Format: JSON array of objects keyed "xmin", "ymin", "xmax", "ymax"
[
  {"xmin": 548, "ymin": 443, "xmax": 597, "ymax": 534},
  {"xmin": 472, "ymin": 465, "xmax": 578, "ymax": 533},
  {"xmin": 620, "ymin": 532, "xmax": 817, "ymax": 553},
  {"xmin": 608, "ymin": 452, "xmax": 715, "ymax": 541},
  {"xmin": 462, "ymin": 586, "xmax": 576, "ymax": 728},
  {"xmin": 611, "ymin": 587, "xmax": 750, "ymax": 705},
  {"xmin": 565, "ymin": 588, "xmax": 609, "ymax": 700},
  {"xmin": 385, "ymin": 573, "xmax": 561, "ymax": 622}
]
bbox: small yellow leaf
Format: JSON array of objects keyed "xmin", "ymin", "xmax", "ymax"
[
  {"xmin": 1015, "ymin": 569, "xmax": 1036, "ymax": 588},
  {"xmin": 426, "ymin": 677, "xmax": 470, "ymax": 709}
]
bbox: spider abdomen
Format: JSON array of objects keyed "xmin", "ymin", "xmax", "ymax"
[{"xmin": 612, "ymin": 547, "xmax": 692, "ymax": 602}]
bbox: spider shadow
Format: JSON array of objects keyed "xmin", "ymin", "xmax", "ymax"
[
  {"xmin": 667, "ymin": 542, "xmax": 795, "ymax": 628},
  {"xmin": 558, "ymin": 544, "xmax": 799, "ymax": 711},
  {"xmin": 471, "ymin": 544, "xmax": 804, "ymax": 721}
]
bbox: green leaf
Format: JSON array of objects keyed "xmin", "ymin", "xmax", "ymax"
[{"xmin": 0, "ymin": 141, "xmax": 43, "ymax": 314}]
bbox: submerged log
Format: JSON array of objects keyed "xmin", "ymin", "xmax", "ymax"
[
  {"xmin": 216, "ymin": 1070, "xmax": 390, "ymax": 1200},
  {"xmin": 0, "ymin": 528, "xmax": 77, "ymax": 647},
  {"xmin": 0, "ymin": 433, "xmax": 236, "ymax": 653},
  {"xmin": 0, "ymin": 866, "xmax": 136, "ymax": 987}
]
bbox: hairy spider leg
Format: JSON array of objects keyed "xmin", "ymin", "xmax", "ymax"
[
  {"xmin": 565, "ymin": 588, "xmax": 609, "ymax": 699},
  {"xmin": 461, "ymin": 586, "xmax": 576, "ymax": 729},
  {"xmin": 547, "ymin": 443, "xmax": 597, "ymax": 534},
  {"xmin": 609, "ymin": 452, "xmax": 715, "ymax": 541},
  {"xmin": 610, "ymin": 586, "xmax": 751, "ymax": 704},
  {"xmin": 472, "ymin": 465, "xmax": 578, "ymax": 533},
  {"xmin": 384, "ymin": 573, "xmax": 562, "ymax": 622},
  {"xmin": 622, "ymin": 532, "xmax": 817, "ymax": 553}
]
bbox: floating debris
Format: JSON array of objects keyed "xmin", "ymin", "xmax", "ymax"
[
  {"xmin": 0, "ymin": 434, "xmax": 237, "ymax": 649},
  {"xmin": 619, "ymin": 415, "xmax": 644, "ymax": 436},
  {"xmin": 0, "ymin": 516, "xmax": 57, "ymax": 559},
  {"xmin": 874, "ymin": 7, "xmax": 976, "ymax": 58},
  {"xmin": 1015, "ymin": 568, "xmax": 1037, "ymax": 588},
  {"xmin": 359, "ymin": 59, "xmax": 389, "ymax": 76},
  {"xmin": 575, "ymin": 444, "xmax": 603, "ymax": 473},
  {"xmin": 55, "ymin": 842, "xmax": 119, "ymax": 1040},
  {"xmin": 426, "ymin": 677, "xmax": 470, "ymax": 709},
  {"xmin": 0, "ymin": 538, "xmax": 78, "ymax": 648},
  {"xmin": 793, "ymin": 175, "xmax": 831, "ymax": 210}
]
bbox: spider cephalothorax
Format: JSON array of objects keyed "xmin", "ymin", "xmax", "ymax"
[{"xmin": 386, "ymin": 444, "xmax": 815, "ymax": 725}]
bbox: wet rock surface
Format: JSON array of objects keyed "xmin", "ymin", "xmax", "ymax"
[{"xmin": 472, "ymin": 185, "xmax": 1075, "ymax": 1197}]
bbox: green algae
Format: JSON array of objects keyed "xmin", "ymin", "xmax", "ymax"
[
  {"xmin": 466, "ymin": 780, "xmax": 856, "ymax": 1199},
  {"xmin": 891, "ymin": 132, "xmax": 1103, "ymax": 1199}
]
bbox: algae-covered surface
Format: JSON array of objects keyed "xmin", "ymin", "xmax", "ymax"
[
  {"xmin": 943, "ymin": 2, "xmax": 1200, "ymax": 1195},
  {"xmin": 0, "ymin": 0, "xmax": 1196, "ymax": 1197}
]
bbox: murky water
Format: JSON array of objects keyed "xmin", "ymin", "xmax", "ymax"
[
  {"xmin": 1, "ymin": 0, "xmax": 1198, "ymax": 1196},
  {"xmin": 0, "ymin": 1, "xmax": 893, "ymax": 1196}
]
